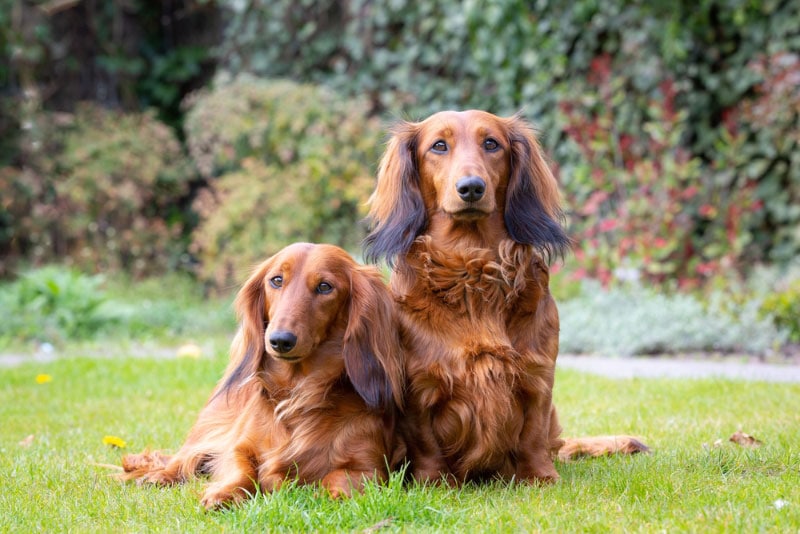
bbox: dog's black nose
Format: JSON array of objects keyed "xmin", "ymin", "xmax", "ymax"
[
  {"xmin": 269, "ymin": 331, "xmax": 297, "ymax": 353},
  {"xmin": 456, "ymin": 176, "xmax": 486, "ymax": 202}
]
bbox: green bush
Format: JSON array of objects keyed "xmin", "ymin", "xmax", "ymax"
[
  {"xmin": 218, "ymin": 0, "xmax": 551, "ymax": 118},
  {"xmin": 0, "ymin": 266, "xmax": 237, "ymax": 347},
  {"xmin": 0, "ymin": 104, "xmax": 194, "ymax": 277},
  {"xmin": 760, "ymin": 280, "xmax": 800, "ymax": 344},
  {"xmin": 558, "ymin": 68, "xmax": 758, "ymax": 289},
  {"xmin": 185, "ymin": 78, "xmax": 382, "ymax": 287},
  {"xmin": 0, "ymin": 266, "xmax": 113, "ymax": 344},
  {"xmin": 726, "ymin": 51, "xmax": 800, "ymax": 263}
]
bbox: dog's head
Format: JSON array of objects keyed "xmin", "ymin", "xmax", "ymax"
[
  {"xmin": 222, "ymin": 243, "xmax": 403, "ymax": 411},
  {"xmin": 364, "ymin": 110, "xmax": 570, "ymax": 263}
]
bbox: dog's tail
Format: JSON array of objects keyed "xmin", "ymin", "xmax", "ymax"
[{"xmin": 557, "ymin": 436, "xmax": 650, "ymax": 461}]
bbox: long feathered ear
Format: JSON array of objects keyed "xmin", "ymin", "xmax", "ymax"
[
  {"xmin": 342, "ymin": 266, "xmax": 404, "ymax": 412},
  {"xmin": 363, "ymin": 121, "xmax": 427, "ymax": 266},
  {"xmin": 217, "ymin": 259, "xmax": 272, "ymax": 394},
  {"xmin": 505, "ymin": 114, "xmax": 572, "ymax": 261}
]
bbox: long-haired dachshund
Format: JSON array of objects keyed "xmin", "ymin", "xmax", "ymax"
[
  {"xmin": 122, "ymin": 243, "xmax": 405, "ymax": 508},
  {"xmin": 364, "ymin": 110, "xmax": 647, "ymax": 484}
]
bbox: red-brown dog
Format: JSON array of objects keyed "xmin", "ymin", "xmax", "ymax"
[
  {"xmin": 364, "ymin": 110, "xmax": 647, "ymax": 484},
  {"xmin": 122, "ymin": 243, "xmax": 405, "ymax": 508}
]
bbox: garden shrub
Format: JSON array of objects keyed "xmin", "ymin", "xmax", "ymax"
[
  {"xmin": 725, "ymin": 51, "xmax": 800, "ymax": 264},
  {"xmin": 59, "ymin": 105, "xmax": 194, "ymax": 275},
  {"xmin": 1, "ymin": 104, "xmax": 194, "ymax": 277},
  {"xmin": 558, "ymin": 66, "xmax": 759, "ymax": 289},
  {"xmin": 760, "ymin": 280, "xmax": 800, "ymax": 344},
  {"xmin": 0, "ymin": 266, "xmax": 236, "ymax": 347},
  {"xmin": 751, "ymin": 261, "xmax": 800, "ymax": 345},
  {"xmin": 0, "ymin": 266, "xmax": 113, "ymax": 344},
  {"xmin": 185, "ymin": 78, "xmax": 382, "ymax": 287},
  {"xmin": 559, "ymin": 281, "xmax": 784, "ymax": 357},
  {"xmin": 217, "ymin": 0, "xmax": 555, "ymax": 119}
]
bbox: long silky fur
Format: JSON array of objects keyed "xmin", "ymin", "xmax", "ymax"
[
  {"xmin": 343, "ymin": 266, "xmax": 405, "ymax": 412},
  {"xmin": 504, "ymin": 115, "xmax": 572, "ymax": 262},
  {"xmin": 121, "ymin": 244, "xmax": 406, "ymax": 508},
  {"xmin": 365, "ymin": 110, "xmax": 647, "ymax": 485},
  {"xmin": 363, "ymin": 122, "xmax": 427, "ymax": 265}
]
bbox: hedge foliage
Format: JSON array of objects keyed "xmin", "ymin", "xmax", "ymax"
[
  {"xmin": 185, "ymin": 78, "xmax": 382, "ymax": 287},
  {"xmin": 1, "ymin": 0, "xmax": 798, "ymax": 295},
  {"xmin": 0, "ymin": 105, "xmax": 193, "ymax": 277}
]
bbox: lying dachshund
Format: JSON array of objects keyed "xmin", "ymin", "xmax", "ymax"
[{"xmin": 122, "ymin": 243, "xmax": 405, "ymax": 508}]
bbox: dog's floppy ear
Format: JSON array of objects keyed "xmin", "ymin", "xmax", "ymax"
[
  {"xmin": 363, "ymin": 121, "xmax": 427, "ymax": 266},
  {"xmin": 504, "ymin": 114, "xmax": 572, "ymax": 261},
  {"xmin": 218, "ymin": 258, "xmax": 273, "ymax": 394},
  {"xmin": 342, "ymin": 266, "xmax": 404, "ymax": 412}
]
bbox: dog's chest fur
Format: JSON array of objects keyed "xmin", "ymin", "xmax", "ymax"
[
  {"xmin": 395, "ymin": 237, "xmax": 547, "ymax": 473},
  {"xmin": 258, "ymin": 370, "xmax": 366, "ymax": 478}
]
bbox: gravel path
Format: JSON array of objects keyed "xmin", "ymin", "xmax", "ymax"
[{"xmin": 558, "ymin": 354, "xmax": 800, "ymax": 383}]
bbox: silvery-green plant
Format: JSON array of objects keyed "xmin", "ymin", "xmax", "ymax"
[{"xmin": 558, "ymin": 280, "xmax": 786, "ymax": 356}]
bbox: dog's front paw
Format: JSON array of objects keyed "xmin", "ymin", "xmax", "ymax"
[
  {"xmin": 200, "ymin": 483, "xmax": 248, "ymax": 510},
  {"xmin": 320, "ymin": 469, "xmax": 365, "ymax": 498},
  {"xmin": 141, "ymin": 467, "xmax": 183, "ymax": 486},
  {"xmin": 516, "ymin": 457, "xmax": 560, "ymax": 484},
  {"xmin": 259, "ymin": 473, "xmax": 286, "ymax": 493},
  {"xmin": 412, "ymin": 467, "xmax": 456, "ymax": 486}
]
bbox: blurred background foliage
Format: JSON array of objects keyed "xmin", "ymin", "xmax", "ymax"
[
  {"xmin": 184, "ymin": 78, "xmax": 382, "ymax": 287},
  {"xmin": 1, "ymin": 0, "xmax": 799, "ymax": 351},
  {"xmin": 1, "ymin": 104, "xmax": 194, "ymax": 277}
]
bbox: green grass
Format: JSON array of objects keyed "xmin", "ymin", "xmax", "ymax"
[{"xmin": 2, "ymin": 355, "xmax": 799, "ymax": 532}]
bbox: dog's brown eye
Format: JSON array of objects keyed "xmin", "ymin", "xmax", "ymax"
[
  {"xmin": 431, "ymin": 140, "xmax": 448, "ymax": 153},
  {"xmin": 316, "ymin": 282, "xmax": 333, "ymax": 294},
  {"xmin": 483, "ymin": 138, "xmax": 500, "ymax": 151},
  {"xmin": 269, "ymin": 276, "xmax": 283, "ymax": 289}
]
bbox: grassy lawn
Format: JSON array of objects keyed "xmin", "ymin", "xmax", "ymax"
[{"xmin": 2, "ymin": 354, "xmax": 799, "ymax": 532}]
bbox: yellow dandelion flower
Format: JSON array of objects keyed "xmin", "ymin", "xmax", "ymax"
[
  {"xmin": 176, "ymin": 342, "xmax": 202, "ymax": 359},
  {"xmin": 35, "ymin": 374, "xmax": 53, "ymax": 384},
  {"xmin": 102, "ymin": 435, "xmax": 127, "ymax": 449}
]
